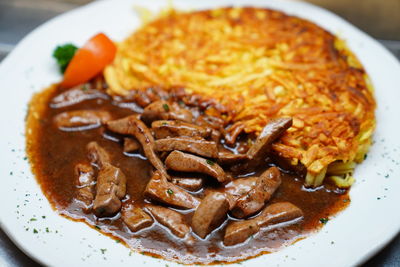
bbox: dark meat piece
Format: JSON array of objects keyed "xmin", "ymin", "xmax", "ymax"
[
  {"xmin": 151, "ymin": 120, "xmax": 211, "ymax": 139},
  {"xmin": 141, "ymin": 100, "xmax": 193, "ymax": 123},
  {"xmin": 195, "ymin": 115, "xmax": 226, "ymax": 129},
  {"xmin": 145, "ymin": 204, "xmax": 190, "ymax": 238},
  {"xmin": 75, "ymin": 163, "xmax": 95, "ymax": 208},
  {"xmin": 121, "ymin": 203, "xmax": 153, "ymax": 232},
  {"xmin": 231, "ymin": 167, "xmax": 281, "ymax": 218},
  {"xmin": 123, "ymin": 137, "xmax": 141, "ymax": 153},
  {"xmin": 171, "ymin": 176, "xmax": 203, "ymax": 192},
  {"xmin": 223, "ymin": 177, "xmax": 258, "ymax": 209},
  {"xmin": 144, "ymin": 171, "xmax": 200, "ymax": 209},
  {"xmin": 217, "ymin": 152, "xmax": 248, "ymax": 165},
  {"xmin": 50, "ymin": 87, "xmax": 108, "ymax": 108},
  {"xmin": 107, "ymin": 115, "xmax": 169, "ymax": 179},
  {"xmin": 224, "ymin": 202, "xmax": 303, "ymax": 246},
  {"xmin": 155, "ymin": 137, "xmax": 218, "ymax": 158},
  {"xmin": 225, "ymin": 123, "xmax": 245, "ymax": 145},
  {"xmin": 191, "ymin": 192, "xmax": 230, "ymax": 238},
  {"xmin": 54, "ymin": 110, "xmax": 112, "ymax": 129},
  {"xmin": 165, "ymin": 151, "xmax": 228, "ymax": 183},
  {"xmin": 246, "ymin": 117, "xmax": 292, "ymax": 160},
  {"xmin": 121, "ymin": 87, "xmax": 169, "ymax": 108},
  {"xmin": 93, "ymin": 163, "xmax": 127, "ymax": 217},
  {"xmin": 87, "ymin": 141, "xmax": 111, "ymax": 168}
]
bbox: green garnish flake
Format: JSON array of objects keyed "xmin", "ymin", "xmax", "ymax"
[
  {"xmin": 33, "ymin": 229, "xmax": 38, "ymax": 234},
  {"xmin": 100, "ymin": 248, "xmax": 107, "ymax": 254},
  {"xmin": 162, "ymin": 103, "xmax": 170, "ymax": 112},
  {"xmin": 82, "ymin": 84, "xmax": 89, "ymax": 91},
  {"xmin": 319, "ymin": 218, "xmax": 329, "ymax": 224},
  {"xmin": 30, "ymin": 218, "xmax": 37, "ymax": 222},
  {"xmin": 46, "ymin": 227, "xmax": 49, "ymax": 233},
  {"xmin": 116, "ymin": 240, "xmax": 121, "ymax": 243},
  {"xmin": 52, "ymin": 43, "xmax": 78, "ymax": 73},
  {"xmin": 167, "ymin": 189, "xmax": 174, "ymax": 195},
  {"xmin": 206, "ymin": 159, "xmax": 215, "ymax": 166},
  {"xmin": 42, "ymin": 216, "xmax": 46, "ymax": 219},
  {"xmin": 95, "ymin": 225, "xmax": 101, "ymax": 230}
]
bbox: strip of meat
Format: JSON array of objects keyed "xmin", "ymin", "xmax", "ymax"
[
  {"xmin": 246, "ymin": 117, "xmax": 292, "ymax": 160},
  {"xmin": 171, "ymin": 176, "xmax": 203, "ymax": 192},
  {"xmin": 144, "ymin": 171, "xmax": 200, "ymax": 209},
  {"xmin": 54, "ymin": 110, "xmax": 112, "ymax": 129},
  {"xmin": 231, "ymin": 167, "xmax": 282, "ymax": 218},
  {"xmin": 75, "ymin": 163, "xmax": 95, "ymax": 208},
  {"xmin": 123, "ymin": 137, "xmax": 141, "ymax": 153},
  {"xmin": 145, "ymin": 204, "xmax": 190, "ymax": 238},
  {"xmin": 223, "ymin": 177, "xmax": 258, "ymax": 209},
  {"xmin": 151, "ymin": 120, "xmax": 211, "ymax": 139},
  {"xmin": 217, "ymin": 152, "xmax": 248, "ymax": 165},
  {"xmin": 191, "ymin": 192, "xmax": 230, "ymax": 238},
  {"xmin": 93, "ymin": 163, "xmax": 127, "ymax": 217},
  {"xmin": 224, "ymin": 202, "xmax": 303, "ymax": 246},
  {"xmin": 225, "ymin": 123, "xmax": 245, "ymax": 145},
  {"xmin": 121, "ymin": 203, "xmax": 153, "ymax": 232},
  {"xmin": 165, "ymin": 151, "xmax": 227, "ymax": 183},
  {"xmin": 87, "ymin": 141, "xmax": 111, "ymax": 168},
  {"xmin": 107, "ymin": 115, "xmax": 169, "ymax": 179},
  {"xmin": 141, "ymin": 100, "xmax": 193, "ymax": 123},
  {"xmin": 50, "ymin": 87, "xmax": 108, "ymax": 108},
  {"xmin": 155, "ymin": 137, "xmax": 218, "ymax": 158}
]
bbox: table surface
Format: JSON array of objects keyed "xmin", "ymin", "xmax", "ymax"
[{"xmin": 1, "ymin": 0, "xmax": 399, "ymax": 266}]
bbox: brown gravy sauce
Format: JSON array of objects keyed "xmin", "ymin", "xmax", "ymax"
[{"xmin": 26, "ymin": 85, "xmax": 349, "ymax": 264}]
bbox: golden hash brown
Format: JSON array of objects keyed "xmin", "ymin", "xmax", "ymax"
[{"xmin": 104, "ymin": 7, "xmax": 376, "ymax": 187}]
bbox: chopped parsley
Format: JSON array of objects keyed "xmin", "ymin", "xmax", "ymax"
[
  {"xmin": 33, "ymin": 229, "xmax": 38, "ymax": 234},
  {"xmin": 319, "ymin": 218, "xmax": 329, "ymax": 224},
  {"xmin": 167, "ymin": 189, "xmax": 174, "ymax": 195},
  {"xmin": 100, "ymin": 248, "xmax": 107, "ymax": 254},
  {"xmin": 206, "ymin": 159, "xmax": 215, "ymax": 166},
  {"xmin": 162, "ymin": 103, "xmax": 170, "ymax": 112},
  {"xmin": 46, "ymin": 227, "xmax": 49, "ymax": 233},
  {"xmin": 52, "ymin": 43, "xmax": 78, "ymax": 73},
  {"xmin": 30, "ymin": 218, "xmax": 37, "ymax": 222},
  {"xmin": 95, "ymin": 225, "xmax": 101, "ymax": 230}
]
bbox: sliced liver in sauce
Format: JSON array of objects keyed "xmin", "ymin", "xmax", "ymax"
[
  {"xmin": 246, "ymin": 117, "xmax": 292, "ymax": 160},
  {"xmin": 151, "ymin": 120, "xmax": 211, "ymax": 139},
  {"xmin": 145, "ymin": 204, "xmax": 191, "ymax": 238},
  {"xmin": 93, "ymin": 162, "xmax": 127, "ymax": 217},
  {"xmin": 224, "ymin": 202, "xmax": 303, "ymax": 246},
  {"xmin": 165, "ymin": 151, "xmax": 227, "ymax": 183},
  {"xmin": 123, "ymin": 137, "xmax": 141, "ymax": 153},
  {"xmin": 144, "ymin": 171, "xmax": 200, "ymax": 209},
  {"xmin": 107, "ymin": 115, "xmax": 169, "ymax": 180},
  {"xmin": 231, "ymin": 167, "xmax": 281, "ymax": 218},
  {"xmin": 171, "ymin": 176, "xmax": 204, "ymax": 192},
  {"xmin": 54, "ymin": 110, "xmax": 112, "ymax": 129},
  {"xmin": 75, "ymin": 163, "xmax": 95, "ymax": 208},
  {"xmin": 155, "ymin": 137, "xmax": 218, "ymax": 158},
  {"xmin": 223, "ymin": 176, "xmax": 258, "ymax": 209},
  {"xmin": 87, "ymin": 141, "xmax": 112, "ymax": 168},
  {"xmin": 141, "ymin": 100, "xmax": 193, "ymax": 123},
  {"xmin": 122, "ymin": 203, "xmax": 153, "ymax": 232},
  {"xmin": 191, "ymin": 192, "xmax": 230, "ymax": 238}
]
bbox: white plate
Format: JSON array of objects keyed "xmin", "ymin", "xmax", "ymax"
[{"xmin": 0, "ymin": 0, "xmax": 399, "ymax": 266}]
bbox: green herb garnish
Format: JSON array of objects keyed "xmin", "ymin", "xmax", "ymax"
[
  {"xmin": 100, "ymin": 248, "xmax": 107, "ymax": 254},
  {"xmin": 167, "ymin": 189, "xmax": 174, "ymax": 195},
  {"xmin": 319, "ymin": 218, "xmax": 329, "ymax": 224},
  {"xmin": 52, "ymin": 43, "xmax": 78, "ymax": 73},
  {"xmin": 206, "ymin": 159, "xmax": 215, "ymax": 166},
  {"xmin": 33, "ymin": 229, "xmax": 38, "ymax": 234},
  {"xmin": 162, "ymin": 103, "xmax": 170, "ymax": 112}
]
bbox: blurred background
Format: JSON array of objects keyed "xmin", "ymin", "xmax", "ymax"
[{"xmin": 0, "ymin": 0, "xmax": 399, "ymax": 266}]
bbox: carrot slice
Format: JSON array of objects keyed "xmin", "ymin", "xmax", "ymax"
[{"xmin": 61, "ymin": 33, "xmax": 116, "ymax": 88}]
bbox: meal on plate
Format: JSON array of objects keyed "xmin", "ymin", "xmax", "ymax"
[{"xmin": 25, "ymin": 7, "xmax": 376, "ymax": 264}]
